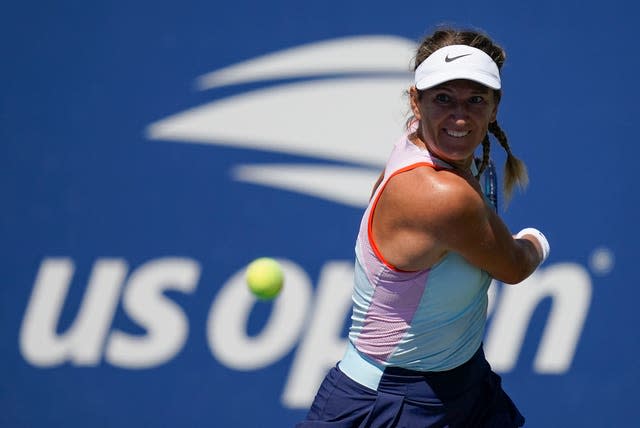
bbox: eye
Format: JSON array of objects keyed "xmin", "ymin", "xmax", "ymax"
[
  {"xmin": 434, "ymin": 93, "xmax": 451, "ymax": 103},
  {"xmin": 469, "ymin": 95, "xmax": 485, "ymax": 104}
]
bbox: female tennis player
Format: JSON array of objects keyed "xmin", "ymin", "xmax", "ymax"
[{"xmin": 296, "ymin": 27, "xmax": 550, "ymax": 427}]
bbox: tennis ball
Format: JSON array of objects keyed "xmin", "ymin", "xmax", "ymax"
[{"xmin": 246, "ymin": 257, "xmax": 284, "ymax": 300}]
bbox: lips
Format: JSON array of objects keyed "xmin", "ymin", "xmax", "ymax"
[{"xmin": 445, "ymin": 129, "xmax": 471, "ymax": 138}]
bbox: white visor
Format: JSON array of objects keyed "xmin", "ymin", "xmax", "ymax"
[{"xmin": 414, "ymin": 45, "xmax": 501, "ymax": 90}]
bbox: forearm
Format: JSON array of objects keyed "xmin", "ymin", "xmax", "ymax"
[
  {"xmin": 499, "ymin": 228, "xmax": 549, "ymax": 284},
  {"xmin": 507, "ymin": 238, "xmax": 543, "ymax": 283},
  {"xmin": 483, "ymin": 208, "xmax": 549, "ymax": 284}
]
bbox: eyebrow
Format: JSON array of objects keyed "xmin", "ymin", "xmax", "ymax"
[{"xmin": 431, "ymin": 82, "xmax": 492, "ymax": 93}]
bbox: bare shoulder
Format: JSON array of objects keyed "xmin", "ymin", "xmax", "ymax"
[
  {"xmin": 372, "ymin": 165, "xmax": 487, "ymax": 270},
  {"xmin": 383, "ymin": 166, "xmax": 486, "ymax": 229}
]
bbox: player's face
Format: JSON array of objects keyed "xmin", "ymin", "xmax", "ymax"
[{"xmin": 410, "ymin": 79, "xmax": 498, "ymax": 169}]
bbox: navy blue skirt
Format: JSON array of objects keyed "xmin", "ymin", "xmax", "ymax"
[{"xmin": 296, "ymin": 347, "xmax": 524, "ymax": 427}]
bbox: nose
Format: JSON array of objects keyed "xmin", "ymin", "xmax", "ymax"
[
  {"xmin": 454, "ymin": 117, "xmax": 468, "ymax": 127},
  {"xmin": 450, "ymin": 101, "xmax": 470, "ymax": 123}
]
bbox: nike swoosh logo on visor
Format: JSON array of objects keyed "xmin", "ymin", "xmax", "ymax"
[{"xmin": 445, "ymin": 53, "xmax": 472, "ymax": 62}]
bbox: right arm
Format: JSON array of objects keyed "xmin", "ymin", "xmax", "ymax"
[
  {"xmin": 372, "ymin": 166, "xmax": 546, "ymax": 284},
  {"xmin": 423, "ymin": 169, "xmax": 544, "ymax": 284}
]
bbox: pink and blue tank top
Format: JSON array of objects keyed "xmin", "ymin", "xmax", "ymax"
[{"xmin": 347, "ymin": 131, "xmax": 492, "ymax": 373}]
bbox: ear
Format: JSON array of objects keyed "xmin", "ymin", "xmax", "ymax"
[
  {"xmin": 490, "ymin": 105, "xmax": 498, "ymax": 123},
  {"xmin": 490, "ymin": 91, "xmax": 500, "ymax": 122},
  {"xmin": 409, "ymin": 86, "xmax": 422, "ymax": 120}
]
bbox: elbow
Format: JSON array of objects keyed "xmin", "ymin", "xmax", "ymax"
[
  {"xmin": 498, "ymin": 271, "xmax": 531, "ymax": 285},
  {"xmin": 492, "ymin": 260, "xmax": 538, "ymax": 285}
]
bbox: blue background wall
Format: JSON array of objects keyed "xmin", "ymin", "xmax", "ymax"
[{"xmin": 2, "ymin": 1, "xmax": 639, "ymax": 427}]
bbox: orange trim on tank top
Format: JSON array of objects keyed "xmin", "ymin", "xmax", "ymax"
[{"xmin": 367, "ymin": 161, "xmax": 442, "ymax": 273}]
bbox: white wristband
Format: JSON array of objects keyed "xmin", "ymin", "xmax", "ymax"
[{"xmin": 516, "ymin": 227, "xmax": 550, "ymax": 264}]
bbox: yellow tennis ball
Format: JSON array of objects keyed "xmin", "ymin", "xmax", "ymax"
[{"xmin": 246, "ymin": 257, "xmax": 284, "ymax": 300}]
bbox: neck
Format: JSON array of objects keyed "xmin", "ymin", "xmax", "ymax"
[{"xmin": 409, "ymin": 132, "xmax": 474, "ymax": 172}]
